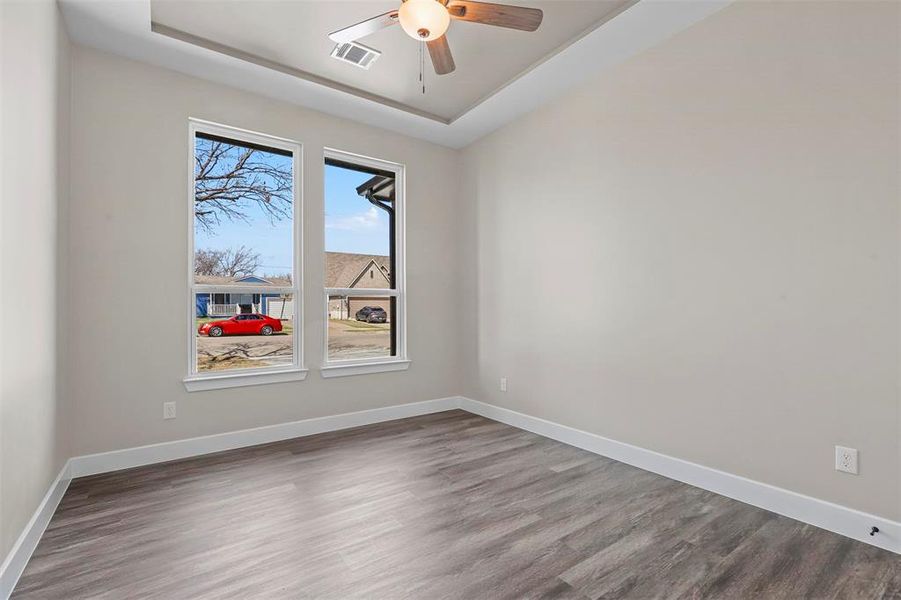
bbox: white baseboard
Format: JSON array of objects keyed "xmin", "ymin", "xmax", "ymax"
[
  {"xmin": 5, "ymin": 393, "xmax": 897, "ymax": 600},
  {"xmin": 69, "ymin": 396, "xmax": 462, "ymax": 478},
  {"xmin": 0, "ymin": 461, "xmax": 72, "ymax": 600},
  {"xmin": 458, "ymin": 397, "xmax": 900, "ymax": 555},
  {"xmin": 2, "ymin": 396, "xmax": 462, "ymax": 599}
]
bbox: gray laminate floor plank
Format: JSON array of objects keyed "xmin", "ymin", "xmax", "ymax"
[{"xmin": 11, "ymin": 410, "xmax": 900, "ymax": 599}]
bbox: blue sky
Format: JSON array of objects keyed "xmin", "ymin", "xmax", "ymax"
[
  {"xmin": 195, "ymin": 153, "xmax": 389, "ymax": 277},
  {"xmin": 324, "ymin": 164, "xmax": 389, "ymax": 257}
]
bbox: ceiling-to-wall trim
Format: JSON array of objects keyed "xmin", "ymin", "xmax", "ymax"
[
  {"xmin": 59, "ymin": 0, "xmax": 733, "ymax": 149},
  {"xmin": 150, "ymin": 22, "xmax": 451, "ymax": 125},
  {"xmin": 449, "ymin": 0, "xmax": 639, "ymax": 121}
]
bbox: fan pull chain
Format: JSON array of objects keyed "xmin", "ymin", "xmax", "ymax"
[{"xmin": 419, "ymin": 40, "xmax": 426, "ymax": 94}]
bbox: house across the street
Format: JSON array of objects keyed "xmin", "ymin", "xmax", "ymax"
[
  {"xmin": 194, "ymin": 252, "xmax": 391, "ymax": 320},
  {"xmin": 326, "ymin": 252, "xmax": 392, "ymax": 320},
  {"xmin": 194, "ymin": 275, "xmax": 293, "ymax": 318}
]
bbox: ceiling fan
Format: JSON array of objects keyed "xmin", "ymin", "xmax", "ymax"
[{"xmin": 328, "ymin": 0, "xmax": 543, "ymax": 76}]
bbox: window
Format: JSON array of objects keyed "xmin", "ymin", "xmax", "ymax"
[
  {"xmin": 323, "ymin": 149, "xmax": 407, "ymax": 377},
  {"xmin": 186, "ymin": 121, "xmax": 304, "ymax": 391}
]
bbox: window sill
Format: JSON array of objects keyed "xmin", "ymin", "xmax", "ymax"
[
  {"xmin": 184, "ymin": 368, "xmax": 308, "ymax": 392},
  {"xmin": 320, "ymin": 359, "xmax": 411, "ymax": 379}
]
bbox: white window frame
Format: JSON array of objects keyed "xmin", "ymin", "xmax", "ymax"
[
  {"xmin": 184, "ymin": 119, "xmax": 306, "ymax": 391},
  {"xmin": 321, "ymin": 148, "xmax": 409, "ymax": 378}
]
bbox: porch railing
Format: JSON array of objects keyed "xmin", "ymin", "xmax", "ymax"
[
  {"xmin": 207, "ymin": 304, "xmax": 237, "ymax": 316},
  {"xmin": 206, "ymin": 303, "xmax": 262, "ymax": 316}
]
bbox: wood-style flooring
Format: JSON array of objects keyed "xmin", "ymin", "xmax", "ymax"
[{"xmin": 12, "ymin": 410, "xmax": 901, "ymax": 599}]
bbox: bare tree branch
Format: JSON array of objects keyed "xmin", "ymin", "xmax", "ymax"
[
  {"xmin": 194, "ymin": 139, "xmax": 292, "ymax": 232},
  {"xmin": 194, "ymin": 246, "xmax": 261, "ymax": 277}
]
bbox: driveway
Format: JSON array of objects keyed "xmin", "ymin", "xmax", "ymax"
[
  {"xmin": 328, "ymin": 320, "xmax": 390, "ymax": 360},
  {"xmin": 196, "ymin": 332, "xmax": 293, "ymax": 371},
  {"xmin": 195, "ymin": 320, "xmax": 391, "ymax": 371}
]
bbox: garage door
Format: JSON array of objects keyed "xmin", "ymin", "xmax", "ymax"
[{"xmin": 266, "ymin": 299, "xmax": 294, "ymax": 320}]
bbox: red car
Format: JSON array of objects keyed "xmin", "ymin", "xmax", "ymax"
[{"xmin": 198, "ymin": 314, "xmax": 283, "ymax": 337}]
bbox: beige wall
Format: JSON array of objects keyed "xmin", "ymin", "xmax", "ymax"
[
  {"xmin": 0, "ymin": 0, "xmax": 70, "ymax": 559},
  {"xmin": 461, "ymin": 1, "xmax": 900, "ymax": 520},
  {"xmin": 4, "ymin": 0, "xmax": 898, "ymax": 563},
  {"xmin": 67, "ymin": 48, "xmax": 463, "ymax": 456}
]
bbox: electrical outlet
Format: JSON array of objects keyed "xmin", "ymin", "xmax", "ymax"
[
  {"xmin": 500, "ymin": 377, "xmax": 507, "ymax": 392},
  {"xmin": 163, "ymin": 402, "xmax": 177, "ymax": 420},
  {"xmin": 835, "ymin": 446, "xmax": 858, "ymax": 475}
]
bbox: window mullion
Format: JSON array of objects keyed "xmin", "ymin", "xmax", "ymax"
[{"xmin": 325, "ymin": 288, "xmax": 400, "ymax": 297}]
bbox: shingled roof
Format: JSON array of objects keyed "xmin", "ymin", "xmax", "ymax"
[
  {"xmin": 326, "ymin": 252, "xmax": 390, "ymax": 288},
  {"xmin": 194, "ymin": 275, "xmax": 292, "ymax": 287}
]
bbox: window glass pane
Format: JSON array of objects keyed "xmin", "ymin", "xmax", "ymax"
[
  {"xmin": 324, "ymin": 162, "xmax": 394, "ymax": 290},
  {"xmin": 327, "ymin": 295, "xmax": 394, "ymax": 361},
  {"xmin": 194, "ymin": 134, "xmax": 294, "ymax": 288},
  {"xmin": 195, "ymin": 291, "xmax": 295, "ymax": 372}
]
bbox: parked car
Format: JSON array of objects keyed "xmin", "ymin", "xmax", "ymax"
[
  {"xmin": 198, "ymin": 314, "xmax": 283, "ymax": 337},
  {"xmin": 355, "ymin": 306, "xmax": 387, "ymax": 323}
]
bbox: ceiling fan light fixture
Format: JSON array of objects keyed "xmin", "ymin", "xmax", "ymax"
[{"xmin": 398, "ymin": 0, "xmax": 450, "ymax": 42}]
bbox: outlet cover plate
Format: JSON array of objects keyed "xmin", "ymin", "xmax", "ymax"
[
  {"xmin": 835, "ymin": 445, "xmax": 858, "ymax": 475},
  {"xmin": 163, "ymin": 401, "xmax": 177, "ymax": 420}
]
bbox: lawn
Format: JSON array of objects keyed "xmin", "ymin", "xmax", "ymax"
[{"xmin": 335, "ymin": 319, "xmax": 389, "ymax": 331}]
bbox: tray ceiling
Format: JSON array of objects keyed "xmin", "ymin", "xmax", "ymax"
[
  {"xmin": 150, "ymin": 0, "xmax": 635, "ymax": 122},
  {"xmin": 59, "ymin": 0, "xmax": 731, "ymax": 147}
]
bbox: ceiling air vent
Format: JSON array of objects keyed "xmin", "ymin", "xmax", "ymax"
[{"xmin": 330, "ymin": 41, "xmax": 381, "ymax": 70}]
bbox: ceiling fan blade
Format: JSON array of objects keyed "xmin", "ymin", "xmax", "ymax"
[
  {"xmin": 447, "ymin": 1, "xmax": 543, "ymax": 31},
  {"xmin": 328, "ymin": 11, "xmax": 399, "ymax": 44},
  {"xmin": 427, "ymin": 35, "xmax": 456, "ymax": 75}
]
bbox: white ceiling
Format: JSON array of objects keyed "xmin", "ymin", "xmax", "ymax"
[
  {"xmin": 150, "ymin": 0, "xmax": 635, "ymax": 122},
  {"xmin": 59, "ymin": 0, "xmax": 732, "ymax": 148}
]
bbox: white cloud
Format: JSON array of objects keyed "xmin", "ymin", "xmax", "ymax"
[{"xmin": 325, "ymin": 206, "xmax": 381, "ymax": 231}]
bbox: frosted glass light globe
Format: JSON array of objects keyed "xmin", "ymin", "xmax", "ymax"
[{"xmin": 398, "ymin": 0, "xmax": 450, "ymax": 42}]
